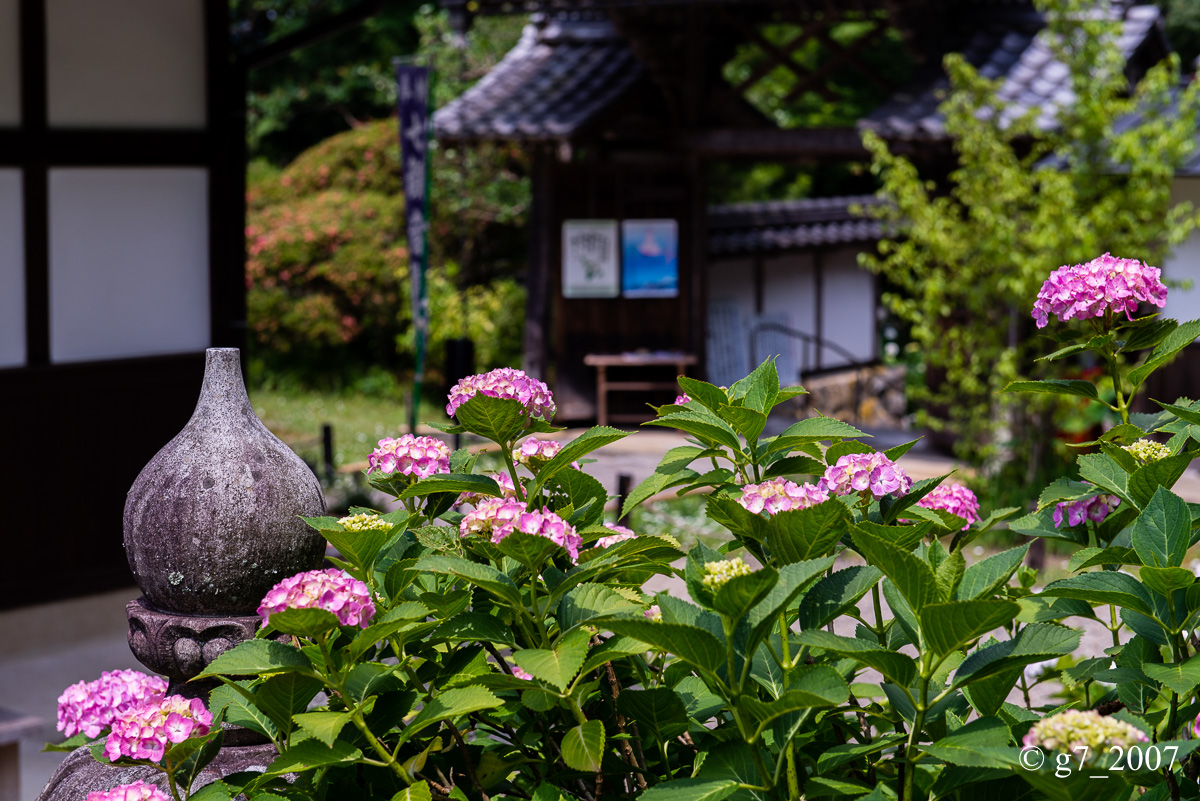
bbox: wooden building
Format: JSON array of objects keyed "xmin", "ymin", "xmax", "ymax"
[{"xmin": 435, "ymin": 0, "xmax": 1170, "ymax": 421}]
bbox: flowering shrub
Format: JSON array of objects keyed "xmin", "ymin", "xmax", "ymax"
[
  {"xmin": 85, "ymin": 782, "xmax": 170, "ymax": 801},
  {"xmin": 365, "ymin": 433, "xmax": 451, "ymax": 477},
  {"xmin": 49, "ymin": 253, "xmax": 1200, "ymax": 801},
  {"xmin": 256, "ymin": 568, "xmax": 376, "ymax": 628},
  {"xmin": 1032, "ymin": 253, "xmax": 1168, "ymax": 328},
  {"xmin": 57, "ymin": 670, "xmax": 166, "ymax": 739}
]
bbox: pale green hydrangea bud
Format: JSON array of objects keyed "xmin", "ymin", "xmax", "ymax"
[
  {"xmin": 1022, "ymin": 709, "xmax": 1147, "ymax": 758},
  {"xmin": 1122, "ymin": 439, "xmax": 1172, "ymax": 465},
  {"xmin": 338, "ymin": 513, "xmax": 394, "ymax": 532},
  {"xmin": 701, "ymin": 558, "xmax": 753, "ymax": 591}
]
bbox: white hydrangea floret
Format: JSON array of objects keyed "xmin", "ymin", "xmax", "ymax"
[
  {"xmin": 337, "ymin": 513, "xmax": 394, "ymax": 532},
  {"xmin": 1122, "ymin": 439, "xmax": 1172, "ymax": 465}
]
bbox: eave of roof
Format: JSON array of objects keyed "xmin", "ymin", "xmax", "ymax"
[{"xmin": 708, "ymin": 195, "xmax": 885, "ymax": 256}]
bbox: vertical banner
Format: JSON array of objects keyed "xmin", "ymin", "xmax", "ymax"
[{"xmin": 396, "ymin": 62, "xmax": 431, "ymax": 434}]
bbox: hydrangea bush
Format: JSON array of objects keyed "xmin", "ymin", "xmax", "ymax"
[{"xmin": 48, "ymin": 253, "xmax": 1200, "ymax": 801}]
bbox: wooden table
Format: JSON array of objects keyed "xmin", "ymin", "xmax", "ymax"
[{"xmin": 583, "ymin": 352, "xmax": 697, "ymax": 426}]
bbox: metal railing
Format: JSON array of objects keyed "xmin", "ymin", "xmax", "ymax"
[{"xmin": 748, "ymin": 321, "xmax": 881, "ymax": 425}]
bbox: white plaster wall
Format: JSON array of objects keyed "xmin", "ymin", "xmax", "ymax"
[
  {"xmin": 47, "ymin": 0, "xmax": 205, "ymax": 127},
  {"xmin": 1162, "ymin": 177, "xmax": 1200, "ymax": 326},
  {"xmin": 819, "ymin": 247, "xmax": 876, "ymax": 368},
  {"xmin": 762, "ymin": 253, "xmax": 816, "ymax": 334},
  {"xmin": 48, "ymin": 168, "xmax": 210, "ymax": 363},
  {"xmin": 0, "ymin": 170, "xmax": 23, "ymax": 367},
  {"xmin": 0, "ymin": 0, "xmax": 18, "ymax": 126},
  {"xmin": 707, "ymin": 257, "xmax": 756, "ymax": 321}
]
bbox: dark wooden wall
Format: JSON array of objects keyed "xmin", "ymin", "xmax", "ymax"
[{"xmin": 538, "ymin": 156, "xmax": 699, "ymax": 420}]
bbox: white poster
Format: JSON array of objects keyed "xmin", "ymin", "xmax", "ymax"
[{"xmin": 562, "ymin": 219, "xmax": 619, "ymax": 298}]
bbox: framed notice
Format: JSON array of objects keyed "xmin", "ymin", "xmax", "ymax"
[
  {"xmin": 562, "ymin": 220, "xmax": 619, "ymax": 298},
  {"xmin": 621, "ymin": 219, "xmax": 678, "ymax": 298}
]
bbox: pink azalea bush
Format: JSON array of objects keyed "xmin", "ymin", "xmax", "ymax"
[
  {"xmin": 595, "ymin": 524, "xmax": 636, "ymax": 548},
  {"xmin": 57, "ymin": 670, "xmax": 167, "ymax": 739},
  {"xmin": 820, "ymin": 452, "xmax": 912, "ymax": 499},
  {"xmin": 366, "ymin": 434, "xmax": 450, "ymax": 478},
  {"xmin": 447, "ymin": 367, "xmax": 556, "ymax": 421},
  {"xmin": 916, "ymin": 482, "xmax": 980, "ymax": 530},
  {"xmin": 86, "ymin": 781, "xmax": 171, "ymax": 801},
  {"xmin": 1032, "ymin": 253, "xmax": 1167, "ymax": 329},
  {"xmin": 738, "ymin": 477, "xmax": 829, "ymax": 515},
  {"xmin": 257, "ymin": 568, "xmax": 376, "ymax": 628},
  {"xmin": 104, "ymin": 696, "xmax": 213, "ymax": 763},
  {"xmin": 1053, "ymin": 494, "xmax": 1121, "ymax": 528}
]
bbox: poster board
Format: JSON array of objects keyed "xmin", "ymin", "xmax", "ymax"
[
  {"xmin": 621, "ymin": 219, "xmax": 678, "ymax": 298},
  {"xmin": 562, "ymin": 219, "xmax": 619, "ymax": 298}
]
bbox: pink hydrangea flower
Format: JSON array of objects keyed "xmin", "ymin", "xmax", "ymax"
[
  {"xmin": 674, "ymin": 393, "xmax": 691, "ymax": 406},
  {"xmin": 916, "ymin": 482, "xmax": 981, "ymax": 530},
  {"xmin": 460, "ymin": 496, "xmax": 527, "ymax": 539},
  {"xmin": 511, "ymin": 666, "xmax": 533, "ymax": 680},
  {"xmin": 1053, "ymin": 495, "xmax": 1120, "ymax": 528},
  {"xmin": 515, "ymin": 438, "xmax": 561, "ymax": 465},
  {"xmin": 86, "ymin": 781, "xmax": 171, "ymax": 801},
  {"xmin": 447, "ymin": 368, "xmax": 556, "ymax": 421},
  {"xmin": 458, "ymin": 471, "xmax": 518, "ymax": 505},
  {"xmin": 257, "ymin": 568, "xmax": 376, "ymax": 629},
  {"xmin": 460, "ymin": 499, "xmax": 581, "ymax": 561},
  {"xmin": 104, "ymin": 696, "xmax": 213, "ymax": 763},
  {"xmin": 1032, "ymin": 253, "xmax": 1167, "ymax": 329},
  {"xmin": 57, "ymin": 670, "xmax": 167, "ymax": 739},
  {"xmin": 820, "ymin": 452, "xmax": 912, "ymax": 499},
  {"xmin": 596, "ymin": 524, "xmax": 636, "ymax": 548},
  {"xmin": 738, "ymin": 478, "xmax": 830, "ymax": 515},
  {"xmin": 366, "ymin": 434, "xmax": 450, "ymax": 478}
]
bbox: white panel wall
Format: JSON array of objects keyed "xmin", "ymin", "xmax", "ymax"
[
  {"xmin": 0, "ymin": 0, "xmax": 18, "ymax": 126},
  {"xmin": 48, "ymin": 168, "xmax": 210, "ymax": 363},
  {"xmin": 0, "ymin": 170, "xmax": 23, "ymax": 367},
  {"xmin": 819, "ymin": 248, "xmax": 876, "ymax": 368},
  {"xmin": 1162, "ymin": 177, "xmax": 1200, "ymax": 326},
  {"xmin": 707, "ymin": 257, "xmax": 756, "ymax": 321},
  {"xmin": 46, "ymin": 0, "xmax": 206, "ymax": 127},
  {"xmin": 762, "ymin": 253, "xmax": 816, "ymax": 334}
]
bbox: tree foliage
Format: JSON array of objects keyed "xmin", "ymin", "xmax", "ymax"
[
  {"xmin": 244, "ymin": 10, "xmax": 531, "ymax": 386},
  {"xmin": 860, "ymin": 0, "xmax": 1200, "ymax": 471}
]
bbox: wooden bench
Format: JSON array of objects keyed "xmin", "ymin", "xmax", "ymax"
[
  {"xmin": 0, "ymin": 708, "xmax": 41, "ymax": 801},
  {"xmin": 583, "ymin": 352, "xmax": 697, "ymax": 426}
]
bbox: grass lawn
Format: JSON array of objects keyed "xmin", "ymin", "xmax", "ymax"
[{"xmin": 248, "ymin": 384, "xmax": 451, "ymax": 471}]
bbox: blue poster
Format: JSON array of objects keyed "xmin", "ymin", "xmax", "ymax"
[{"xmin": 621, "ymin": 219, "xmax": 678, "ymax": 298}]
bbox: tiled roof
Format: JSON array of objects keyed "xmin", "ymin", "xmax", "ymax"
[
  {"xmin": 861, "ymin": 4, "xmax": 1164, "ymax": 140},
  {"xmin": 708, "ymin": 195, "xmax": 885, "ymax": 256},
  {"xmin": 433, "ymin": 15, "xmax": 643, "ymax": 141}
]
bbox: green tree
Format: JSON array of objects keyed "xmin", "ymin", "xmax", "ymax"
[{"xmin": 860, "ymin": 0, "xmax": 1200, "ymax": 484}]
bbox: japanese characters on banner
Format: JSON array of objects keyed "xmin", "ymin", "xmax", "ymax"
[
  {"xmin": 562, "ymin": 220, "xmax": 619, "ymax": 298},
  {"xmin": 396, "ymin": 63, "xmax": 431, "ymax": 431}
]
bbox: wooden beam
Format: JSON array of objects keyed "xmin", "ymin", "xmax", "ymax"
[
  {"xmin": 681, "ymin": 127, "xmax": 867, "ymax": 159},
  {"xmin": 782, "ymin": 22, "xmax": 891, "ymax": 104}
]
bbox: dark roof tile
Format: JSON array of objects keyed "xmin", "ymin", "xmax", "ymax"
[
  {"xmin": 707, "ymin": 195, "xmax": 886, "ymax": 256},
  {"xmin": 434, "ymin": 17, "xmax": 643, "ymax": 141}
]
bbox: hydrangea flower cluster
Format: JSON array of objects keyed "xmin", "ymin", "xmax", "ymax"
[
  {"xmin": 1053, "ymin": 494, "xmax": 1121, "ymax": 528},
  {"xmin": 366, "ymin": 434, "xmax": 450, "ymax": 478},
  {"xmin": 915, "ymin": 482, "xmax": 980, "ymax": 530},
  {"xmin": 104, "ymin": 695, "xmax": 213, "ymax": 763},
  {"xmin": 459, "ymin": 472, "xmax": 518, "ymax": 505},
  {"xmin": 57, "ymin": 669, "xmax": 167, "ymax": 739},
  {"xmin": 820, "ymin": 452, "xmax": 912, "ymax": 499},
  {"xmin": 701, "ymin": 558, "xmax": 753, "ymax": 591},
  {"xmin": 596, "ymin": 524, "xmax": 636, "ymax": 548},
  {"xmin": 257, "ymin": 568, "xmax": 376, "ymax": 629},
  {"xmin": 514, "ymin": 438, "xmax": 560, "ymax": 466},
  {"xmin": 1022, "ymin": 710, "xmax": 1147, "ymax": 758},
  {"xmin": 460, "ymin": 499, "xmax": 582, "ymax": 561},
  {"xmin": 86, "ymin": 782, "xmax": 170, "ymax": 801},
  {"xmin": 737, "ymin": 477, "xmax": 829, "ymax": 516},
  {"xmin": 1123, "ymin": 439, "xmax": 1172, "ymax": 465},
  {"xmin": 337, "ymin": 512, "xmax": 394, "ymax": 533},
  {"xmin": 1032, "ymin": 253, "xmax": 1167, "ymax": 329},
  {"xmin": 511, "ymin": 666, "xmax": 533, "ymax": 680},
  {"xmin": 447, "ymin": 368, "xmax": 556, "ymax": 422},
  {"xmin": 643, "ymin": 605, "xmax": 663, "ymax": 623},
  {"xmin": 674, "ymin": 393, "xmax": 691, "ymax": 406}
]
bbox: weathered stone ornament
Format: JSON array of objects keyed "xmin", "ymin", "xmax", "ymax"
[
  {"xmin": 124, "ymin": 347, "xmax": 326, "ymax": 616},
  {"xmin": 39, "ymin": 348, "xmax": 326, "ymax": 800}
]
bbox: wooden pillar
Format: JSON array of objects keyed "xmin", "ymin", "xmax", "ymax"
[
  {"xmin": 523, "ymin": 146, "xmax": 553, "ymax": 380},
  {"xmin": 689, "ymin": 154, "xmax": 707, "ymax": 376}
]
